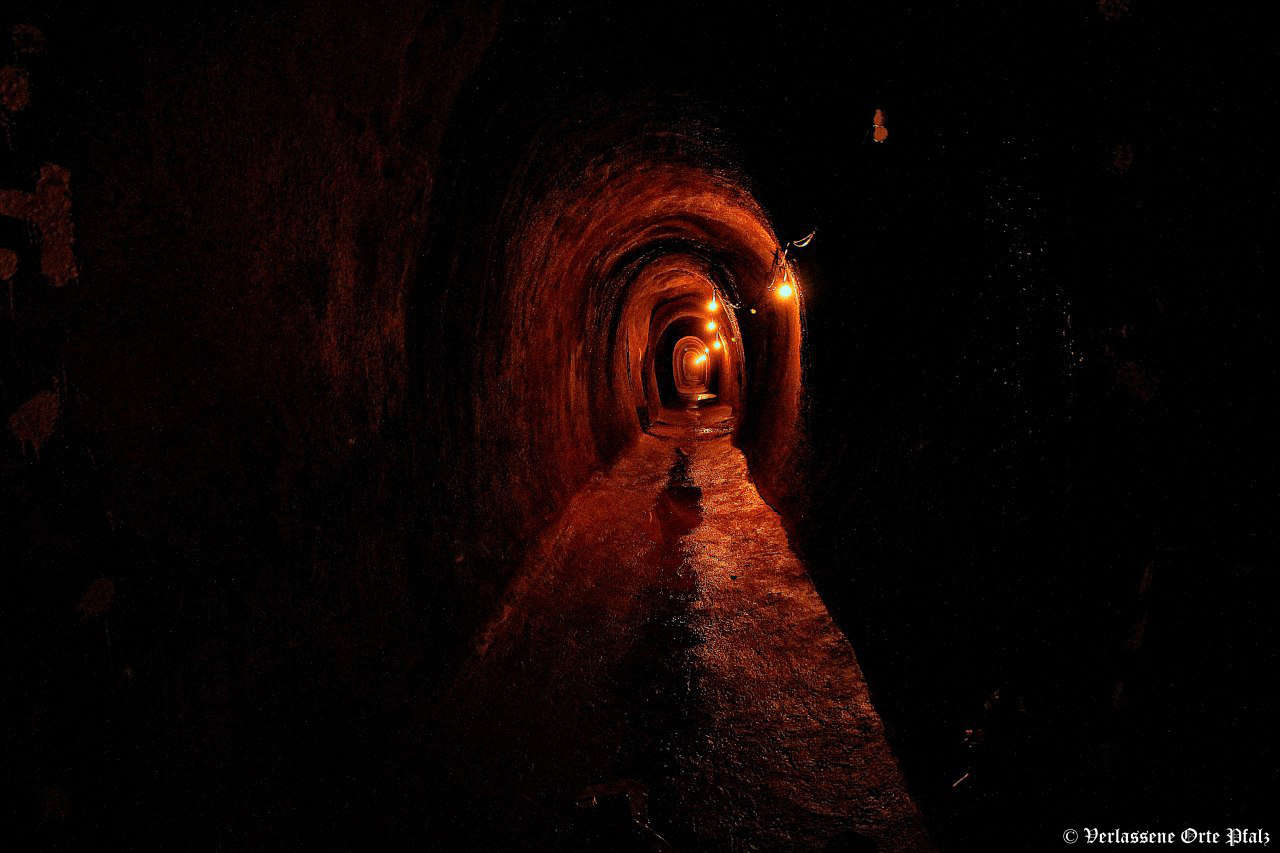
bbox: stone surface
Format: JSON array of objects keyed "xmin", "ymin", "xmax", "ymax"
[{"xmin": 435, "ymin": 416, "xmax": 930, "ymax": 851}]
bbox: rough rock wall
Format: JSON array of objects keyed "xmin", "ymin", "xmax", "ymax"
[{"xmin": 6, "ymin": 4, "xmax": 502, "ymax": 845}]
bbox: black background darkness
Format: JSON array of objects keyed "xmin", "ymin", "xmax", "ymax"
[{"xmin": 3, "ymin": 1, "xmax": 1276, "ymax": 849}]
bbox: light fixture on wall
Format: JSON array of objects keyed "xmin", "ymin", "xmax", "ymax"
[{"xmin": 768, "ymin": 229, "xmax": 814, "ymax": 301}]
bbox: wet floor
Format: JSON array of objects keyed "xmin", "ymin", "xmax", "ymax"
[{"xmin": 430, "ymin": 411, "xmax": 931, "ymax": 851}]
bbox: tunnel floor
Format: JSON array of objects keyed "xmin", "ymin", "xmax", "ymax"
[
  {"xmin": 648, "ymin": 402, "xmax": 736, "ymax": 440},
  {"xmin": 430, "ymin": 424, "xmax": 931, "ymax": 851}
]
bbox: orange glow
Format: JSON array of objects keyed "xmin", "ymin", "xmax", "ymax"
[
  {"xmin": 778, "ymin": 283, "xmax": 794, "ymax": 298},
  {"xmin": 712, "ymin": 339, "xmax": 722, "ymax": 350},
  {"xmin": 694, "ymin": 352, "xmax": 708, "ymax": 364},
  {"xmin": 707, "ymin": 297, "xmax": 718, "ymax": 311},
  {"xmin": 872, "ymin": 108, "xmax": 888, "ymax": 143},
  {"xmin": 706, "ymin": 320, "xmax": 717, "ymax": 332}
]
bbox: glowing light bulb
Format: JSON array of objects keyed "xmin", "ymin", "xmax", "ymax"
[
  {"xmin": 708, "ymin": 297, "xmax": 718, "ymax": 311},
  {"xmin": 712, "ymin": 339, "xmax": 722, "ymax": 350},
  {"xmin": 706, "ymin": 320, "xmax": 717, "ymax": 332},
  {"xmin": 778, "ymin": 283, "xmax": 794, "ymax": 299}
]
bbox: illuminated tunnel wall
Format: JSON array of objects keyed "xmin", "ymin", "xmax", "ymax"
[
  {"xmin": 420, "ymin": 111, "xmax": 806, "ymax": 630},
  {"xmin": 638, "ymin": 284, "xmax": 743, "ymax": 416},
  {"xmin": 666, "ymin": 331, "xmax": 717, "ymax": 404}
]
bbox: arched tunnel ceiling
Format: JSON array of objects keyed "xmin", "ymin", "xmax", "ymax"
[
  {"xmin": 645, "ymin": 295, "xmax": 741, "ymax": 416},
  {"xmin": 443, "ymin": 118, "xmax": 808, "ymax": 554},
  {"xmin": 672, "ymin": 334, "xmax": 711, "ymax": 396}
]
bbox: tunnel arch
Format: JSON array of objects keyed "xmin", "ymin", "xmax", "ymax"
[
  {"xmin": 660, "ymin": 329, "xmax": 718, "ymax": 408},
  {"xmin": 415, "ymin": 97, "xmax": 810, "ymax": 622},
  {"xmin": 673, "ymin": 334, "xmax": 712, "ymax": 398}
]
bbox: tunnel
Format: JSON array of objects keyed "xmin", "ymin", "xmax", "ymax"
[
  {"xmin": 422, "ymin": 117, "xmax": 806, "ymax": 552},
  {"xmin": 6, "ymin": 3, "xmax": 1274, "ymax": 851},
  {"xmin": 405, "ymin": 112, "xmax": 874, "ymax": 849},
  {"xmin": 665, "ymin": 331, "xmax": 717, "ymax": 406}
]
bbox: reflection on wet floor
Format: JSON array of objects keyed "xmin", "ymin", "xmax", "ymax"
[
  {"xmin": 647, "ymin": 402, "xmax": 736, "ymax": 440},
  {"xmin": 430, "ymin": 424, "xmax": 931, "ymax": 851}
]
